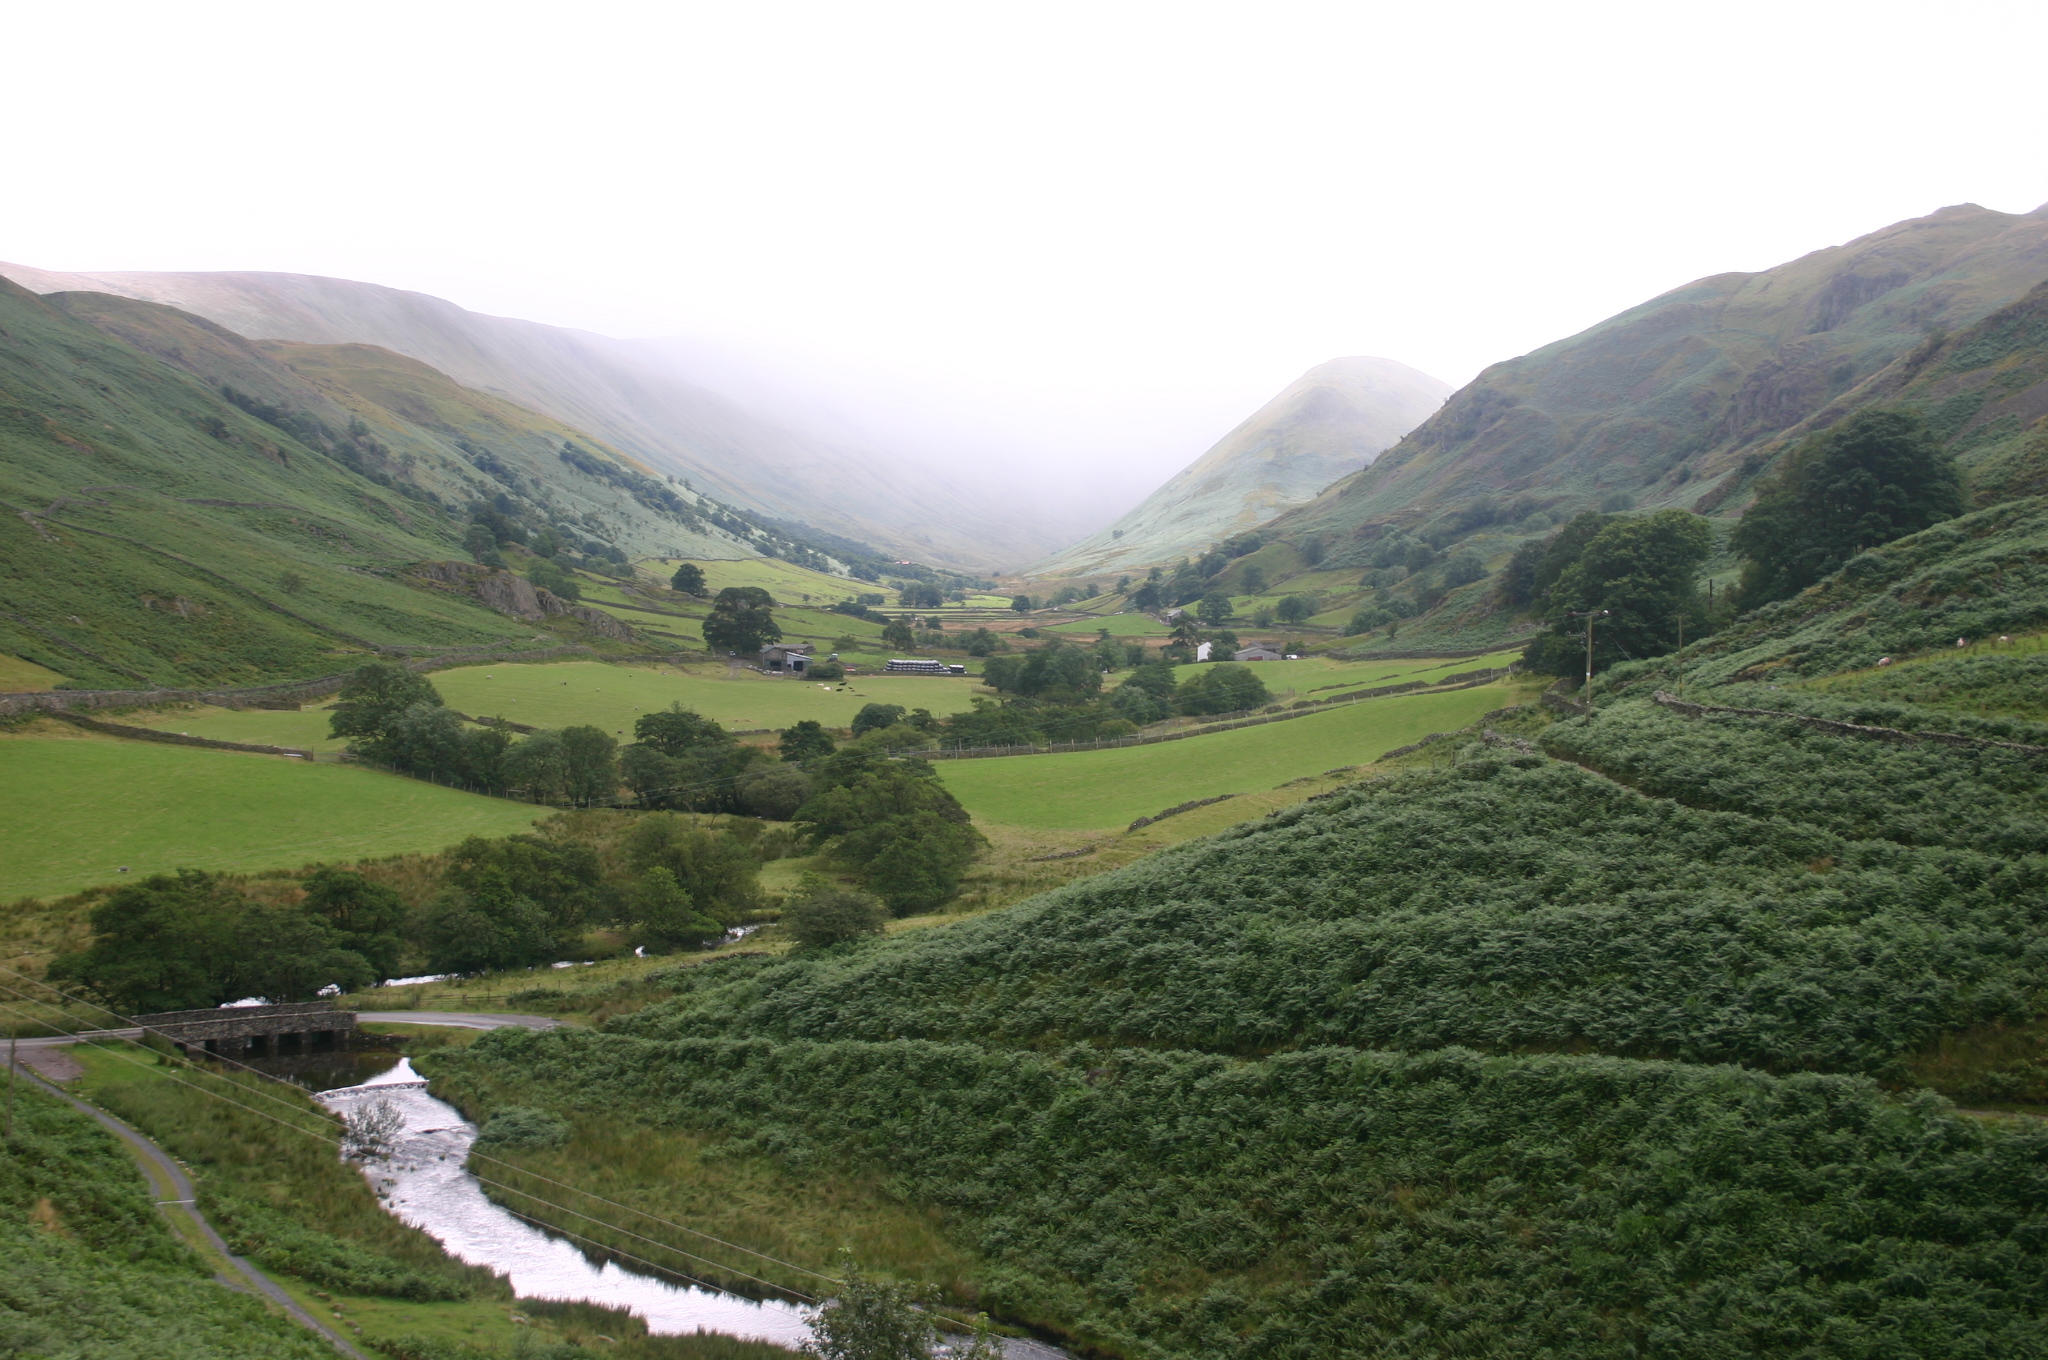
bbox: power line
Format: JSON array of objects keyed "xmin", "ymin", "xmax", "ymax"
[
  {"xmin": 0, "ymin": 993, "xmax": 798, "ymax": 1300},
  {"xmin": 0, "ymin": 970, "xmax": 1020, "ymax": 1326}
]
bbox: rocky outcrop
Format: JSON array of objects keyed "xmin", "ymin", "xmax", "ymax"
[
  {"xmin": 558, "ymin": 601, "xmax": 636, "ymax": 641},
  {"xmin": 408, "ymin": 561, "xmax": 637, "ymax": 640}
]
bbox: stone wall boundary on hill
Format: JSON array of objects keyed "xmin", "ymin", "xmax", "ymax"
[
  {"xmin": 50, "ymin": 710, "xmax": 313, "ymax": 758},
  {"xmin": 911, "ymin": 670, "xmax": 1514, "ymax": 762},
  {"xmin": 0, "ymin": 644, "xmax": 606, "ymax": 718},
  {"xmin": 1650, "ymin": 690, "xmax": 2048, "ymax": 755}
]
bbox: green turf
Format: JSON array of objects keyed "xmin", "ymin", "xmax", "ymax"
[
  {"xmin": 1044, "ymin": 613, "xmax": 1168, "ymax": 636},
  {"xmin": 1151, "ymin": 648, "xmax": 1524, "ymax": 693},
  {"xmin": 935, "ymin": 682, "xmax": 1516, "ymax": 830},
  {"xmin": 120, "ymin": 705, "xmax": 350, "ymax": 752},
  {"xmin": 0, "ymin": 738, "xmax": 540, "ymax": 899},
  {"xmin": 0, "ymin": 653, "xmax": 67, "ymax": 691},
  {"xmin": 430, "ymin": 660, "xmax": 978, "ymax": 733},
  {"xmin": 655, "ymin": 557, "xmax": 889, "ymax": 605}
]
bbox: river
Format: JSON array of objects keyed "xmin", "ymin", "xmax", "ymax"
[{"xmin": 318, "ymin": 1059, "xmax": 816, "ymax": 1348}]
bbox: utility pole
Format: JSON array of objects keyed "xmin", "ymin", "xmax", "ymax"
[
  {"xmin": 1676, "ymin": 611, "xmax": 1685, "ymax": 700},
  {"xmin": 6, "ymin": 1029, "xmax": 16, "ymax": 1139},
  {"xmin": 1567, "ymin": 610, "xmax": 1610, "ymax": 690}
]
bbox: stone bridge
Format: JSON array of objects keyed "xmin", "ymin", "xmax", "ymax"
[{"xmin": 133, "ymin": 1001, "xmax": 357, "ymax": 1058}]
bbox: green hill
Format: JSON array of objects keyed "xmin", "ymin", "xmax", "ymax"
[
  {"xmin": 0, "ymin": 277, "xmax": 531, "ymax": 687},
  {"xmin": 1030, "ymin": 357, "xmax": 1449, "ymax": 578},
  {"xmin": 422, "ymin": 497, "xmax": 2048, "ymax": 1357},
  {"xmin": 1090, "ymin": 203, "xmax": 2048, "ymax": 658},
  {"xmin": 0, "ymin": 277, "xmax": 914, "ymax": 688},
  {"xmin": 0, "ymin": 262, "xmax": 1060, "ymax": 571},
  {"xmin": 1282, "ymin": 201, "xmax": 2048, "ymax": 549}
]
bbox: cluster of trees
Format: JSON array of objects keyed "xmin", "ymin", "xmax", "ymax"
[
  {"xmin": 792, "ymin": 746, "xmax": 985, "ymax": 913},
  {"xmin": 1731, "ymin": 408, "xmax": 1964, "ymax": 608},
  {"xmin": 333, "ymin": 664, "xmax": 618, "ymax": 802},
  {"xmin": 49, "ymin": 819, "xmax": 783, "ymax": 1011},
  {"xmin": 1515, "ymin": 508, "xmax": 1715, "ymax": 675},
  {"xmin": 1499, "ymin": 408, "xmax": 1965, "ymax": 676},
  {"xmin": 50, "ymin": 867, "xmax": 404, "ymax": 1012},
  {"xmin": 463, "ymin": 499, "xmax": 632, "ymax": 579}
]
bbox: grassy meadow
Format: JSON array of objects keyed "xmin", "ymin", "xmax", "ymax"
[
  {"xmin": 1044, "ymin": 612, "xmax": 1168, "ymax": 636},
  {"xmin": 432, "ymin": 660, "xmax": 977, "ymax": 732},
  {"xmin": 0, "ymin": 732, "xmax": 539, "ymax": 899},
  {"xmin": 1154, "ymin": 646, "xmax": 1523, "ymax": 694},
  {"xmin": 937, "ymin": 679, "xmax": 1524, "ymax": 830},
  {"xmin": 652, "ymin": 556, "xmax": 894, "ymax": 606},
  {"xmin": 121, "ymin": 704, "xmax": 351, "ymax": 752},
  {"xmin": 0, "ymin": 652, "xmax": 67, "ymax": 691}
]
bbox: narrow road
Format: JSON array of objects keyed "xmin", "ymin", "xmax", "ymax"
[
  {"xmin": 5, "ymin": 1012, "xmax": 554, "ymax": 1357},
  {"xmin": 8, "ymin": 1058, "xmax": 372, "ymax": 1360},
  {"xmin": 10, "ymin": 1010, "xmax": 560, "ymax": 1053}
]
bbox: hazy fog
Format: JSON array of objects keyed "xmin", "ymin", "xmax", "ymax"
[{"xmin": 6, "ymin": 0, "xmax": 2045, "ymax": 527}]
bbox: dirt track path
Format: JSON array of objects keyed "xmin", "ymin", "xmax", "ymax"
[{"xmin": 8, "ymin": 1058, "xmax": 372, "ymax": 1359}]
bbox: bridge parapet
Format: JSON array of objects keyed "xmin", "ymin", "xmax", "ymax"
[{"xmin": 134, "ymin": 1001, "xmax": 357, "ymax": 1054}]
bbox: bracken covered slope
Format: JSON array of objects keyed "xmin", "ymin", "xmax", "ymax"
[{"xmin": 430, "ymin": 502, "xmax": 2048, "ymax": 1359}]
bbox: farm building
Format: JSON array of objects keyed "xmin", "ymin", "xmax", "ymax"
[
  {"xmin": 760, "ymin": 644, "xmax": 814, "ymax": 674},
  {"xmin": 1234, "ymin": 645, "xmax": 1284, "ymax": 662}
]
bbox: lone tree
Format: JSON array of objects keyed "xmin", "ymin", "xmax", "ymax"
[
  {"xmin": 701, "ymin": 586, "xmax": 782, "ymax": 653},
  {"xmin": 670, "ymin": 562, "xmax": 707, "ymax": 595},
  {"xmin": 1196, "ymin": 590, "xmax": 1235, "ymax": 626},
  {"xmin": 1009, "ymin": 594, "xmax": 1033, "ymax": 613},
  {"xmin": 1276, "ymin": 593, "xmax": 1316, "ymax": 625},
  {"xmin": 1732, "ymin": 408, "xmax": 1963, "ymax": 608}
]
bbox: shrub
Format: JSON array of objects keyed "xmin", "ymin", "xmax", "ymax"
[
  {"xmin": 474, "ymin": 1107, "xmax": 572, "ymax": 1151},
  {"xmin": 781, "ymin": 883, "xmax": 888, "ymax": 950}
]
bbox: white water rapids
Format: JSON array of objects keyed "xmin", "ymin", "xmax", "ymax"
[{"xmin": 318, "ymin": 1059, "xmax": 815, "ymax": 1348}]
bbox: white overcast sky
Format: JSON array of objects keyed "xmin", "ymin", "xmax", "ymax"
[{"xmin": 7, "ymin": 0, "xmax": 2047, "ymax": 514}]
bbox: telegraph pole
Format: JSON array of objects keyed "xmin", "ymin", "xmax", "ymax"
[
  {"xmin": 1675, "ymin": 611, "xmax": 1685, "ymax": 699},
  {"xmin": 1567, "ymin": 610, "xmax": 1609, "ymax": 690},
  {"xmin": 6, "ymin": 1029, "xmax": 16, "ymax": 1139}
]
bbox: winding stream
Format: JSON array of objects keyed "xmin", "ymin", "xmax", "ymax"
[{"xmin": 318, "ymin": 1060, "xmax": 815, "ymax": 1348}]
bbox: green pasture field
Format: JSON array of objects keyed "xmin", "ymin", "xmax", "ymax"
[
  {"xmin": 431, "ymin": 660, "xmax": 980, "ymax": 733},
  {"xmin": 936, "ymin": 681, "xmax": 1518, "ymax": 830},
  {"xmin": 0, "ymin": 736, "xmax": 539, "ymax": 900},
  {"xmin": 653, "ymin": 556, "xmax": 889, "ymax": 606},
  {"xmin": 122, "ymin": 705, "xmax": 349, "ymax": 753},
  {"xmin": 0, "ymin": 652, "xmax": 67, "ymax": 691},
  {"xmin": 778, "ymin": 605, "xmax": 887, "ymax": 640},
  {"xmin": 1152, "ymin": 647, "xmax": 1524, "ymax": 693},
  {"xmin": 1045, "ymin": 612, "xmax": 1168, "ymax": 636}
]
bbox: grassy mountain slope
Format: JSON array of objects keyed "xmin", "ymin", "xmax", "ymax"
[
  {"xmin": 1279, "ymin": 202, "xmax": 2048, "ymax": 544},
  {"xmin": 1116, "ymin": 205, "xmax": 2048, "ymax": 659},
  {"xmin": 0, "ymin": 263, "xmax": 1050, "ymax": 571},
  {"xmin": 426, "ymin": 504, "xmax": 2048, "ymax": 1358},
  {"xmin": 0, "ymin": 277, "xmax": 540, "ymax": 686},
  {"xmin": 1032, "ymin": 357, "xmax": 1449, "ymax": 577},
  {"xmin": 49, "ymin": 288, "xmax": 751, "ymax": 560}
]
